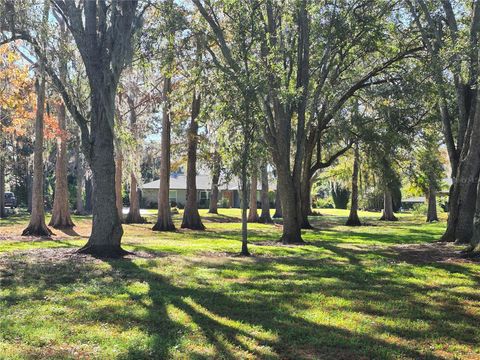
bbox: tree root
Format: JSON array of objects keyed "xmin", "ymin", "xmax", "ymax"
[
  {"xmin": 22, "ymin": 223, "xmax": 53, "ymax": 237},
  {"xmin": 76, "ymin": 244, "xmax": 131, "ymax": 258}
]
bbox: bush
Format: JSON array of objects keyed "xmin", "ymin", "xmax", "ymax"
[
  {"xmin": 411, "ymin": 203, "xmax": 427, "ymax": 216},
  {"xmin": 331, "ymin": 183, "xmax": 350, "ymax": 209},
  {"xmin": 316, "ymin": 197, "xmax": 334, "ymax": 209},
  {"xmin": 219, "ymin": 198, "xmax": 230, "ymax": 208}
]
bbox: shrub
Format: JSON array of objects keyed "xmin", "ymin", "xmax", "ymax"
[
  {"xmin": 219, "ymin": 198, "xmax": 230, "ymax": 208},
  {"xmin": 411, "ymin": 203, "xmax": 427, "ymax": 216},
  {"xmin": 316, "ymin": 198, "xmax": 334, "ymax": 209}
]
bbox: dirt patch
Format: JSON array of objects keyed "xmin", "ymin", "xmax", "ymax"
[
  {"xmin": 0, "ymin": 247, "xmax": 162, "ymax": 268},
  {"xmin": 253, "ymin": 240, "xmax": 307, "ymax": 247},
  {"xmin": 384, "ymin": 242, "xmax": 479, "ymax": 265}
]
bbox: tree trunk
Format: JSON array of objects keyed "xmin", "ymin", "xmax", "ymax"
[
  {"xmin": 276, "ymin": 163, "xmax": 304, "ymax": 243},
  {"xmin": 470, "ymin": 179, "xmax": 480, "ymax": 253},
  {"xmin": 49, "ymin": 101, "xmax": 74, "ymax": 228},
  {"xmin": 78, "ymin": 89, "xmax": 125, "ymax": 257},
  {"xmin": 126, "ymin": 173, "xmax": 144, "ymax": 223},
  {"xmin": 74, "ymin": 138, "xmax": 85, "ymax": 215},
  {"xmin": 0, "ymin": 132, "xmax": 6, "ymax": 218},
  {"xmin": 441, "ymin": 87, "xmax": 480, "ymax": 243},
  {"xmin": 346, "ymin": 144, "xmax": 361, "ymax": 226},
  {"xmin": 300, "ymin": 137, "xmax": 315, "ymax": 228},
  {"xmin": 115, "ymin": 150, "xmax": 124, "ymax": 222},
  {"xmin": 208, "ymin": 151, "xmax": 220, "ymax": 214},
  {"xmin": 258, "ymin": 164, "xmax": 273, "ymax": 223},
  {"xmin": 181, "ymin": 90, "xmax": 205, "ymax": 230},
  {"xmin": 299, "ymin": 170, "xmax": 313, "ymax": 228},
  {"xmin": 273, "ymin": 181, "xmax": 282, "ymax": 218},
  {"xmin": 85, "ymin": 175, "xmax": 92, "ymax": 214},
  {"xmin": 22, "ymin": 74, "xmax": 52, "ymax": 236},
  {"xmin": 380, "ymin": 187, "xmax": 398, "ymax": 221},
  {"xmin": 125, "ymin": 96, "xmax": 145, "ymax": 224},
  {"xmin": 247, "ymin": 171, "xmax": 259, "ymax": 222},
  {"xmin": 240, "ymin": 130, "xmax": 250, "ymax": 256},
  {"xmin": 426, "ymin": 185, "xmax": 438, "ymax": 222},
  {"xmin": 27, "ymin": 164, "xmax": 32, "ymax": 213},
  {"xmin": 153, "ymin": 76, "xmax": 175, "ymax": 231}
]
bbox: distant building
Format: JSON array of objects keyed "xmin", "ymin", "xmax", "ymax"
[{"xmin": 141, "ymin": 172, "xmax": 276, "ymax": 208}]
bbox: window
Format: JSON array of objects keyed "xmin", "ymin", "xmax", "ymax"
[
  {"xmin": 200, "ymin": 191, "xmax": 209, "ymax": 200},
  {"xmin": 169, "ymin": 190, "xmax": 177, "ymax": 203}
]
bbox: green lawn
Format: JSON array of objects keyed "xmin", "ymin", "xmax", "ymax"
[{"xmin": 0, "ymin": 209, "xmax": 479, "ymax": 359}]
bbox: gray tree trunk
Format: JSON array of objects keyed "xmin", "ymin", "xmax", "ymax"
[
  {"xmin": 273, "ymin": 178, "xmax": 282, "ymax": 218},
  {"xmin": 74, "ymin": 138, "xmax": 85, "ymax": 215},
  {"xmin": 441, "ymin": 86, "xmax": 480, "ymax": 243},
  {"xmin": 426, "ymin": 185, "xmax": 438, "ymax": 222},
  {"xmin": 208, "ymin": 151, "xmax": 220, "ymax": 214},
  {"xmin": 181, "ymin": 90, "xmax": 205, "ymax": 230},
  {"xmin": 85, "ymin": 175, "xmax": 92, "ymax": 214},
  {"xmin": 126, "ymin": 173, "xmax": 144, "ymax": 224},
  {"xmin": 470, "ymin": 179, "xmax": 480, "ymax": 253},
  {"xmin": 380, "ymin": 187, "xmax": 397, "ymax": 221},
  {"xmin": 258, "ymin": 164, "xmax": 273, "ymax": 223},
  {"xmin": 153, "ymin": 76, "xmax": 175, "ymax": 231},
  {"xmin": 346, "ymin": 144, "xmax": 361, "ymax": 226},
  {"xmin": 240, "ymin": 130, "xmax": 250, "ymax": 256},
  {"xmin": 247, "ymin": 171, "xmax": 259, "ymax": 222},
  {"xmin": 125, "ymin": 95, "xmax": 144, "ymax": 224},
  {"xmin": 115, "ymin": 149, "xmax": 124, "ymax": 222},
  {"xmin": 22, "ymin": 74, "xmax": 52, "ymax": 236},
  {"xmin": 0, "ymin": 130, "xmax": 6, "ymax": 218},
  {"xmin": 49, "ymin": 101, "xmax": 74, "ymax": 228}
]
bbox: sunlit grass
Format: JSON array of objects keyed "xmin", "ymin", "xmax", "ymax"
[{"xmin": 1, "ymin": 208, "xmax": 479, "ymax": 359}]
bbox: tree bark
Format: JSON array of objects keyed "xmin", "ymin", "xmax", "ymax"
[
  {"xmin": 49, "ymin": 101, "xmax": 74, "ymax": 228},
  {"xmin": 380, "ymin": 187, "xmax": 398, "ymax": 221},
  {"xmin": 126, "ymin": 173, "xmax": 144, "ymax": 223},
  {"xmin": 441, "ymin": 86, "xmax": 480, "ymax": 243},
  {"xmin": 0, "ymin": 152, "xmax": 5, "ymax": 218},
  {"xmin": 0, "ymin": 129, "xmax": 6, "ymax": 218},
  {"xmin": 273, "ymin": 180, "xmax": 282, "ymax": 218},
  {"xmin": 22, "ymin": 74, "xmax": 52, "ymax": 236},
  {"xmin": 115, "ymin": 149, "xmax": 124, "ymax": 222},
  {"xmin": 426, "ymin": 185, "xmax": 438, "ymax": 222},
  {"xmin": 208, "ymin": 151, "xmax": 220, "ymax": 214},
  {"xmin": 470, "ymin": 178, "xmax": 480, "ymax": 253},
  {"xmin": 240, "ymin": 128, "xmax": 250, "ymax": 256},
  {"xmin": 85, "ymin": 175, "xmax": 92, "ymax": 214},
  {"xmin": 299, "ymin": 170, "xmax": 313, "ymax": 228},
  {"xmin": 276, "ymin": 162, "xmax": 304, "ymax": 243},
  {"xmin": 258, "ymin": 164, "xmax": 273, "ymax": 223},
  {"xmin": 74, "ymin": 138, "xmax": 85, "ymax": 215},
  {"xmin": 181, "ymin": 90, "xmax": 205, "ymax": 230},
  {"xmin": 125, "ymin": 95, "xmax": 145, "ymax": 224},
  {"xmin": 300, "ymin": 136, "xmax": 315, "ymax": 228},
  {"xmin": 78, "ymin": 88, "xmax": 125, "ymax": 256},
  {"xmin": 247, "ymin": 171, "xmax": 259, "ymax": 222},
  {"xmin": 346, "ymin": 144, "xmax": 361, "ymax": 226},
  {"xmin": 153, "ymin": 76, "xmax": 175, "ymax": 231}
]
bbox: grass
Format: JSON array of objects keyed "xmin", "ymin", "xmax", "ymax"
[{"xmin": 0, "ymin": 208, "xmax": 479, "ymax": 359}]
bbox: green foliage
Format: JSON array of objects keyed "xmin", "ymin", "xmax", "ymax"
[
  {"xmin": 331, "ymin": 183, "xmax": 350, "ymax": 209},
  {"xmin": 314, "ymin": 197, "xmax": 334, "ymax": 209}
]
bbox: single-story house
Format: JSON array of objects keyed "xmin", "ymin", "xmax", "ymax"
[
  {"xmin": 401, "ymin": 196, "xmax": 426, "ymax": 210},
  {"xmin": 141, "ymin": 173, "xmax": 276, "ymax": 209}
]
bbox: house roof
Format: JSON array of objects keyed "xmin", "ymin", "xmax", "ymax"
[
  {"xmin": 402, "ymin": 197, "xmax": 425, "ymax": 203},
  {"xmin": 142, "ymin": 173, "xmax": 276, "ymax": 191}
]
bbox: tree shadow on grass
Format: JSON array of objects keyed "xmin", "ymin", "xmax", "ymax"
[
  {"xmin": 1, "ymin": 248, "xmax": 476, "ymax": 359},
  {"xmin": 105, "ymin": 257, "xmax": 449, "ymax": 359}
]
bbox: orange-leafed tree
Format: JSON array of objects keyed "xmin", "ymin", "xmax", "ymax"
[{"xmin": 0, "ymin": 43, "xmax": 35, "ymax": 218}]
